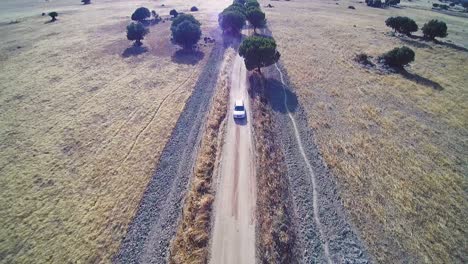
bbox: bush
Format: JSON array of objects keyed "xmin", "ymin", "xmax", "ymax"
[
  {"xmin": 439, "ymin": 4, "xmax": 449, "ymax": 9},
  {"xmin": 355, "ymin": 53, "xmax": 372, "ymax": 65},
  {"xmin": 366, "ymin": 0, "xmax": 383, "ymax": 7},
  {"xmin": 151, "ymin": 10, "xmax": 159, "ymax": 21},
  {"xmin": 48, "ymin": 11, "xmax": 58, "ymax": 21},
  {"xmin": 127, "ymin": 22, "xmax": 149, "ymax": 46},
  {"xmin": 245, "ymin": 0, "xmax": 260, "ymax": 9},
  {"xmin": 170, "ymin": 9, "xmax": 179, "ymax": 17},
  {"xmin": 348, "ymin": 5, "xmax": 356, "ymax": 9},
  {"xmin": 171, "ymin": 16, "xmax": 201, "ymax": 49},
  {"xmin": 433, "ymin": 3, "xmax": 439, "ymax": 7},
  {"xmin": 219, "ymin": 10, "xmax": 246, "ymax": 34},
  {"xmin": 385, "ymin": 0, "xmax": 400, "ymax": 5},
  {"xmin": 422, "ymin": 19, "xmax": 448, "ymax": 40},
  {"xmin": 131, "ymin": 7, "xmax": 151, "ymax": 22},
  {"xmin": 381, "ymin": 46, "xmax": 415, "ymax": 67},
  {"xmin": 190, "ymin": 6, "xmax": 199, "ymax": 12},
  {"xmin": 385, "ymin": 16, "xmax": 418, "ymax": 36},
  {"xmin": 239, "ymin": 36, "xmax": 281, "ymax": 72},
  {"xmin": 81, "ymin": 0, "xmax": 91, "ymax": 4},
  {"xmin": 246, "ymin": 7, "xmax": 266, "ymax": 32},
  {"xmin": 234, "ymin": 0, "xmax": 246, "ymax": 4}
]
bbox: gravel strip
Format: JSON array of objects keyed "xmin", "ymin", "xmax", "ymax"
[
  {"xmin": 264, "ymin": 63, "xmax": 371, "ymax": 264},
  {"xmin": 114, "ymin": 40, "xmax": 226, "ymax": 264}
]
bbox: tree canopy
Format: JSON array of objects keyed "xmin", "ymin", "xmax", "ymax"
[
  {"xmin": 246, "ymin": 7, "xmax": 266, "ymax": 32},
  {"xmin": 170, "ymin": 9, "xmax": 179, "ymax": 17},
  {"xmin": 219, "ymin": 9, "xmax": 246, "ymax": 34},
  {"xmin": 385, "ymin": 16, "xmax": 418, "ymax": 36},
  {"xmin": 171, "ymin": 16, "xmax": 202, "ymax": 49},
  {"xmin": 239, "ymin": 36, "xmax": 281, "ymax": 72},
  {"xmin": 131, "ymin": 7, "xmax": 151, "ymax": 22},
  {"xmin": 48, "ymin": 12, "xmax": 58, "ymax": 21},
  {"xmin": 127, "ymin": 22, "xmax": 149, "ymax": 46},
  {"xmin": 245, "ymin": 0, "xmax": 260, "ymax": 9},
  {"xmin": 422, "ymin": 19, "xmax": 448, "ymax": 40}
]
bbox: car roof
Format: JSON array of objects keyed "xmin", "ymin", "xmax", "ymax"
[{"xmin": 234, "ymin": 100, "xmax": 244, "ymax": 106}]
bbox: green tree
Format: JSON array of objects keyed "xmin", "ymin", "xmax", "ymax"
[
  {"xmin": 224, "ymin": 4, "xmax": 247, "ymax": 15},
  {"xmin": 171, "ymin": 19, "xmax": 202, "ymax": 49},
  {"xmin": 131, "ymin": 7, "xmax": 151, "ymax": 22},
  {"xmin": 127, "ymin": 22, "xmax": 149, "ymax": 46},
  {"xmin": 171, "ymin": 14, "xmax": 201, "ymax": 30},
  {"xmin": 385, "ymin": 16, "xmax": 418, "ymax": 36},
  {"xmin": 422, "ymin": 19, "xmax": 448, "ymax": 40},
  {"xmin": 239, "ymin": 36, "xmax": 281, "ymax": 72},
  {"xmin": 246, "ymin": 7, "xmax": 266, "ymax": 33},
  {"xmin": 48, "ymin": 12, "xmax": 58, "ymax": 22},
  {"xmin": 219, "ymin": 10, "xmax": 246, "ymax": 34},
  {"xmin": 170, "ymin": 9, "xmax": 179, "ymax": 18},
  {"xmin": 245, "ymin": 0, "xmax": 260, "ymax": 9},
  {"xmin": 381, "ymin": 46, "xmax": 415, "ymax": 67}
]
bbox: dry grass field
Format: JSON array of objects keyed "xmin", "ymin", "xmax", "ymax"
[
  {"xmin": 0, "ymin": 0, "xmax": 228, "ymax": 262},
  {"xmin": 264, "ymin": 0, "xmax": 467, "ymax": 262}
]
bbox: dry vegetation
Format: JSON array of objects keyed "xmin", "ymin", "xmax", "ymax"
[
  {"xmin": 0, "ymin": 0, "xmax": 229, "ymax": 262},
  {"xmin": 249, "ymin": 72, "xmax": 296, "ymax": 263},
  {"xmin": 168, "ymin": 49, "xmax": 234, "ymax": 264},
  {"xmin": 264, "ymin": 0, "xmax": 467, "ymax": 262}
]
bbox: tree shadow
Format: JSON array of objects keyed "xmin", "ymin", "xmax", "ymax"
[
  {"xmin": 265, "ymin": 77, "xmax": 299, "ymax": 113},
  {"xmin": 171, "ymin": 49, "xmax": 204, "ymax": 65},
  {"xmin": 400, "ymin": 69, "xmax": 444, "ymax": 91},
  {"xmin": 44, "ymin": 20, "xmax": 57, "ymax": 24},
  {"xmin": 434, "ymin": 40, "xmax": 468, "ymax": 52},
  {"xmin": 122, "ymin": 45, "xmax": 148, "ymax": 57},
  {"xmin": 399, "ymin": 37, "xmax": 433, "ymax": 49}
]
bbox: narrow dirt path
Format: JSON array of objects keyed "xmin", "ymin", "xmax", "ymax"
[
  {"xmin": 209, "ymin": 54, "xmax": 256, "ymax": 264},
  {"xmin": 275, "ymin": 63, "xmax": 332, "ymax": 264}
]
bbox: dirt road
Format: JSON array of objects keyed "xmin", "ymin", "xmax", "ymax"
[{"xmin": 209, "ymin": 54, "xmax": 256, "ymax": 264}]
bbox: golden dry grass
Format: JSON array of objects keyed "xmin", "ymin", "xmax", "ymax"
[
  {"xmin": 0, "ymin": 0, "xmax": 229, "ymax": 262},
  {"xmin": 168, "ymin": 48, "xmax": 235, "ymax": 264},
  {"xmin": 264, "ymin": 0, "xmax": 467, "ymax": 262},
  {"xmin": 249, "ymin": 72, "xmax": 295, "ymax": 264}
]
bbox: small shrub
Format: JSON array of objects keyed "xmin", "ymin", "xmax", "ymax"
[
  {"xmin": 381, "ymin": 46, "xmax": 415, "ymax": 67},
  {"xmin": 355, "ymin": 53, "xmax": 372, "ymax": 65},
  {"xmin": 432, "ymin": 3, "xmax": 439, "ymax": 7},
  {"xmin": 422, "ymin": 19, "xmax": 448, "ymax": 40},
  {"xmin": 127, "ymin": 22, "xmax": 149, "ymax": 46},
  {"xmin": 48, "ymin": 12, "xmax": 58, "ymax": 21},
  {"xmin": 170, "ymin": 9, "xmax": 179, "ymax": 17},
  {"xmin": 449, "ymin": 3, "xmax": 455, "ymax": 7},
  {"xmin": 439, "ymin": 4, "xmax": 449, "ymax": 9},
  {"xmin": 190, "ymin": 6, "xmax": 199, "ymax": 12},
  {"xmin": 348, "ymin": 5, "xmax": 356, "ymax": 9},
  {"xmin": 81, "ymin": 0, "xmax": 91, "ymax": 4},
  {"xmin": 151, "ymin": 10, "xmax": 159, "ymax": 21},
  {"xmin": 131, "ymin": 7, "xmax": 151, "ymax": 22}
]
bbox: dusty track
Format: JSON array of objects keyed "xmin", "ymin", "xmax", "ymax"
[
  {"xmin": 114, "ymin": 41, "xmax": 225, "ymax": 264},
  {"xmin": 209, "ymin": 55, "xmax": 256, "ymax": 264},
  {"xmin": 265, "ymin": 62, "xmax": 370, "ymax": 263}
]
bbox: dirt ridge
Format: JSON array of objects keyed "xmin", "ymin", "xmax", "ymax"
[
  {"xmin": 265, "ymin": 62, "xmax": 371, "ymax": 263},
  {"xmin": 114, "ymin": 40, "xmax": 226, "ymax": 264}
]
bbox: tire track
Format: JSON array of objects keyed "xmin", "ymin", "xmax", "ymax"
[
  {"xmin": 274, "ymin": 63, "xmax": 332, "ymax": 264},
  {"xmin": 118, "ymin": 70, "xmax": 197, "ymax": 167}
]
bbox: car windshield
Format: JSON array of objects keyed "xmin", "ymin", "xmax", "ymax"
[{"xmin": 234, "ymin": 105, "xmax": 244, "ymax": 111}]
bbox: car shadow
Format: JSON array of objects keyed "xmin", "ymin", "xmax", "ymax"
[{"xmin": 234, "ymin": 115, "xmax": 248, "ymax": 126}]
